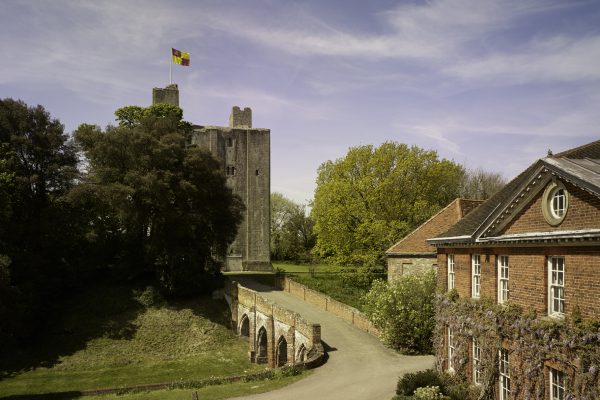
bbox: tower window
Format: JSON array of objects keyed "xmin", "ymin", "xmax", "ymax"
[
  {"xmin": 226, "ymin": 165, "xmax": 236, "ymax": 176},
  {"xmin": 227, "ymin": 138, "xmax": 233, "ymax": 147},
  {"xmin": 255, "ymin": 169, "xmax": 260, "ymax": 176}
]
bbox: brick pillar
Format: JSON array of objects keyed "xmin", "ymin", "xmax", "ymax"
[
  {"xmin": 287, "ymin": 326, "xmax": 295, "ymax": 365},
  {"xmin": 229, "ymin": 281, "xmax": 239, "ymax": 332},
  {"xmin": 268, "ymin": 314, "xmax": 275, "ymax": 367},
  {"xmin": 248, "ymin": 307, "xmax": 256, "ymax": 362},
  {"xmin": 312, "ymin": 324, "xmax": 321, "ymax": 345}
]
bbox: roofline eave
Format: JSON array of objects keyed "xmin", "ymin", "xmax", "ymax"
[{"xmin": 385, "ymin": 251, "xmax": 437, "ymax": 257}]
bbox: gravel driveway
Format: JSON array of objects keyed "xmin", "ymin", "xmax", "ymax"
[{"xmin": 228, "ymin": 278, "xmax": 434, "ymax": 400}]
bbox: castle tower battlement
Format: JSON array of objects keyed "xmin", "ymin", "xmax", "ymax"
[
  {"xmin": 152, "ymin": 85, "xmax": 271, "ymax": 272},
  {"xmin": 152, "ymin": 84, "xmax": 179, "ymax": 106},
  {"xmin": 229, "ymin": 106, "xmax": 252, "ymax": 128}
]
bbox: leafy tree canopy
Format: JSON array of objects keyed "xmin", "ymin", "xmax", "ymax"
[
  {"xmin": 312, "ymin": 142, "xmax": 464, "ymax": 267},
  {"xmin": 115, "ymin": 103, "xmax": 184, "ymax": 126},
  {"xmin": 0, "ymin": 98, "xmax": 79, "ymax": 349},
  {"xmin": 270, "ymin": 193, "xmax": 315, "ymax": 262},
  {"xmin": 73, "ymin": 104, "xmax": 243, "ymax": 295},
  {"xmin": 0, "ymin": 98, "xmax": 79, "ymax": 278},
  {"xmin": 459, "ymin": 167, "xmax": 506, "ymax": 200}
]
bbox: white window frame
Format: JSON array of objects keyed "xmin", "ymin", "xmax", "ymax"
[
  {"xmin": 498, "ymin": 255, "xmax": 509, "ymax": 304},
  {"xmin": 447, "ymin": 327, "xmax": 455, "ymax": 372},
  {"xmin": 550, "ymin": 368, "xmax": 566, "ymax": 400},
  {"xmin": 542, "ymin": 182, "xmax": 569, "ymax": 226},
  {"xmin": 447, "ymin": 254, "xmax": 455, "ymax": 291},
  {"xmin": 548, "ymin": 257, "xmax": 565, "ymax": 317},
  {"xmin": 499, "ymin": 349, "xmax": 510, "ymax": 400},
  {"xmin": 473, "ymin": 337, "xmax": 481, "ymax": 385},
  {"xmin": 551, "ymin": 189, "xmax": 566, "ymax": 218},
  {"xmin": 472, "ymin": 254, "xmax": 481, "ymax": 299}
]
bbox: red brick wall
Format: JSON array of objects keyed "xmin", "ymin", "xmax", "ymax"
[
  {"xmin": 439, "ymin": 247, "xmax": 600, "ymax": 319},
  {"xmin": 390, "ymin": 200, "xmax": 462, "ymax": 254},
  {"xmin": 501, "ymin": 181, "xmax": 600, "ymax": 235},
  {"xmin": 437, "ymin": 249, "xmax": 495, "ymax": 300}
]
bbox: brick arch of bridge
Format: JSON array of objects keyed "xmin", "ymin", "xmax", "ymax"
[{"xmin": 225, "ymin": 280, "xmax": 320, "ymax": 368}]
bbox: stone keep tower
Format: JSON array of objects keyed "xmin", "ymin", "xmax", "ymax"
[{"xmin": 152, "ymin": 85, "xmax": 272, "ymax": 272}]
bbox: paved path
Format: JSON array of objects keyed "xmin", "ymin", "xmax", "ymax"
[{"xmin": 228, "ymin": 279, "xmax": 434, "ymax": 400}]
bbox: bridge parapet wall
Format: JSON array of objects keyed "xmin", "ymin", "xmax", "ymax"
[
  {"xmin": 277, "ymin": 276, "xmax": 380, "ymax": 336},
  {"xmin": 225, "ymin": 279, "xmax": 324, "ymax": 369}
]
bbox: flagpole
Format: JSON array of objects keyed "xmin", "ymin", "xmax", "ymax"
[{"xmin": 169, "ymin": 50, "xmax": 172, "ymax": 84}]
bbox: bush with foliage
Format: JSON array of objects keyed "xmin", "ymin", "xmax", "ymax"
[
  {"xmin": 362, "ymin": 270, "xmax": 436, "ymax": 354},
  {"xmin": 412, "ymin": 386, "xmax": 449, "ymax": 400},
  {"xmin": 394, "ymin": 369, "xmax": 474, "ymax": 400},
  {"xmin": 339, "ymin": 264, "xmax": 385, "ymax": 290},
  {"xmin": 396, "ymin": 369, "xmax": 446, "ymax": 396}
]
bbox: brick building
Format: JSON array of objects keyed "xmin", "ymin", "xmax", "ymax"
[
  {"xmin": 385, "ymin": 198, "xmax": 481, "ymax": 283},
  {"xmin": 428, "ymin": 140, "xmax": 600, "ymax": 400}
]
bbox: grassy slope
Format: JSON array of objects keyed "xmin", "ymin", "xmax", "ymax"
[
  {"xmin": 273, "ymin": 263, "xmax": 369, "ymax": 311},
  {"xmin": 0, "ymin": 283, "xmax": 265, "ymax": 397}
]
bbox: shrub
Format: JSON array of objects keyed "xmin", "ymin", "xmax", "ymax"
[
  {"xmin": 278, "ymin": 364, "xmax": 302, "ymax": 377},
  {"xmin": 134, "ymin": 285, "xmax": 165, "ymax": 307},
  {"xmin": 339, "ymin": 265, "xmax": 383, "ymax": 290},
  {"xmin": 413, "ymin": 386, "xmax": 450, "ymax": 400},
  {"xmin": 444, "ymin": 383, "xmax": 474, "ymax": 400},
  {"xmin": 396, "ymin": 369, "xmax": 446, "ymax": 396},
  {"xmin": 363, "ymin": 270, "xmax": 436, "ymax": 353}
]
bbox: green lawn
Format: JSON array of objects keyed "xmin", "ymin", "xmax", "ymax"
[
  {"xmin": 80, "ymin": 371, "xmax": 310, "ymax": 400},
  {"xmin": 273, "ymin": 262, "xmax": 382, "ymax": 311},
  {"xmin": 0, "ymin": 283, "xmax": 269, "ymax": 398}
]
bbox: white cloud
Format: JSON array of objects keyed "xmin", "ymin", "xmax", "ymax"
[
  {"xmin": 394, "ymin": 122, "xmax": 463, "ymax": 155},
  {"xmin": 205, "ymin": 0, "xmax": 567, "ymax": 61},
  {"xmin": 445, "ymin": 36, "xmax": 600, "ymax": 83}
]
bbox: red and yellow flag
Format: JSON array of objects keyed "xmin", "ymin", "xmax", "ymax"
[{"xmin": 172, "ymin": 48, "xmax": 190, "ymax": 66}]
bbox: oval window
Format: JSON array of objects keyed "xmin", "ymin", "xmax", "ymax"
[{"xmin": 542, "ymin": 181, "xmax": 568, "ymax": 226}]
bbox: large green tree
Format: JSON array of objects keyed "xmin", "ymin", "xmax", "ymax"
[
  {"xmin": 459, "ymin": 167, "xmax": 506, "ymax": 200},
  {"xmin": 73, "ymin": 103, "xmax": 243, "ymax": 295},
  {"xmin": 0, "ymin": 98, "xmax": 79, "ymax": 349},
  {"xmin": 312, "ymin": 142, "xmax": 464, "ymax": 267},
  {"xmin": 270, "ymin": 192, "xmax": 315, "ymax": 262}
]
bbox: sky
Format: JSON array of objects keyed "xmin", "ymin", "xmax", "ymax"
[{"xmin": 2, "ymin": 0, "xmax": 599, "ymax": 204}]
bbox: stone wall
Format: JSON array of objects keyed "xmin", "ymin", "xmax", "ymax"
[
  {"xmin": 224, "ymin": 279, "xmax": 324, "ymax": 368},
  {"xmin": 192, "ymin": 113, "xmax": 271, "ymax": 271},
  {"xmin": 152, "ymin": 84, "xmax": 179, "ymax": 106},
  {"xmin": 276, "ymin": 276, "xmax": 380, "ymax": 336},
  {"xmin": 387, "ymin": 255, "xmax": 437, "ymax": 283}
]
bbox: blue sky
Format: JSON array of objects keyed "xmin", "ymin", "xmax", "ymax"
[{"xmin": 2, "ymin": 0, "xmax": 599, "ymax": 204}]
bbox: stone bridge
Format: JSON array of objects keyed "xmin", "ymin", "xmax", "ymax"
[{"xmin": 224, "ymin": 279, "xmax": 324, "ymax": 368}]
